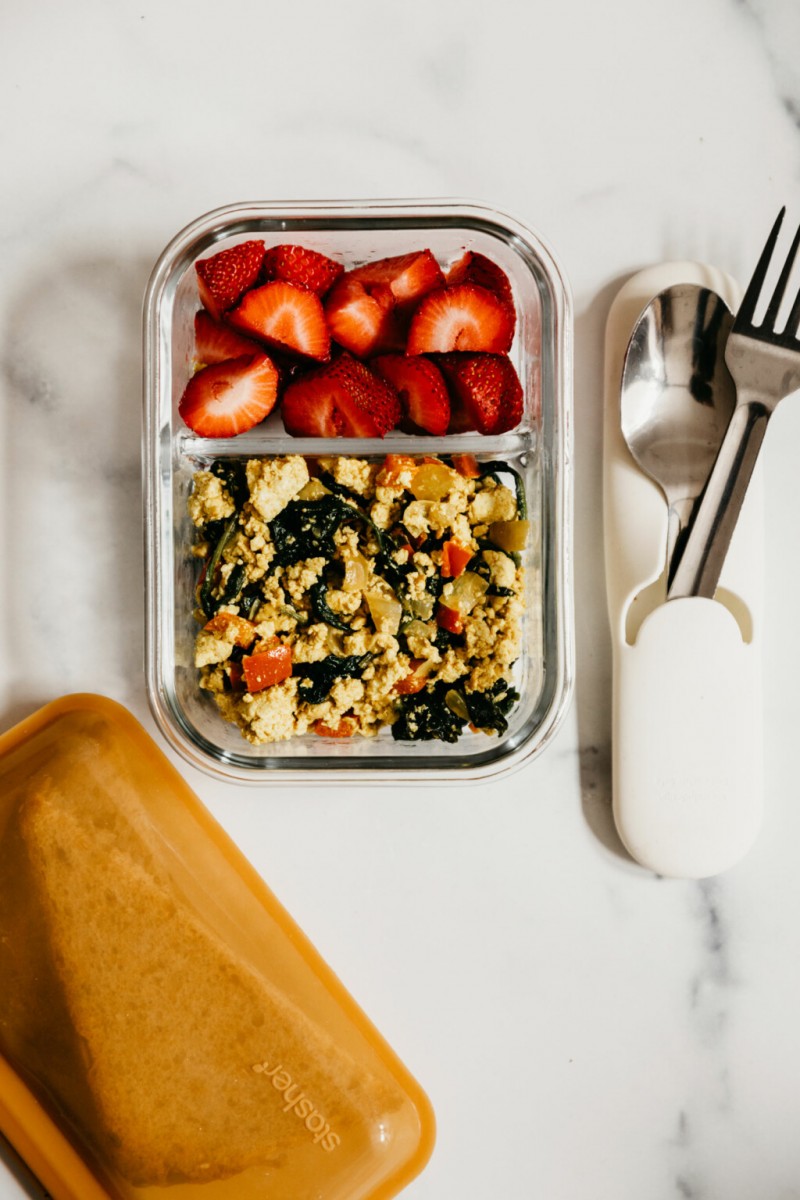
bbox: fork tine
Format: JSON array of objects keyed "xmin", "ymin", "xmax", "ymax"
[
  {"xmin": 785, "ymin": 282, "xmax": 800, "ymax": 340},
  {"xmin": 764, "ymin": 218, "xmax": 800, "ymax": 329},
  {"xmin": 736, "ymin": 207, "xmax": 786, "ymax": 327}
]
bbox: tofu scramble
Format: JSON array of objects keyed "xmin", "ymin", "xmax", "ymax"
[{"xmin": 188, "ymin": 454, "xmax": 528, "ymax": 745}]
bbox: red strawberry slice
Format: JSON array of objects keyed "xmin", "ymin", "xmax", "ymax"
[
  {"xmin": 261, "ymin": 244, "xmax": 344, "ymax": 296},
  {"xmin": 178, "ymin": 354, "xmax": 279, "ymax": 437},
  {"xmin": 324, "ymin": 277, "xmax": 404, "ymax": 358},
  {"xmin": 372, "ymin": 354, "xmax": 450, "ymax": 436},
  {"xmin": 194, "ymin": 309, "xmax": 262, "ymax": 365},
  {"xmin": 282, "ymin": 353, "xmax": 401, "ymax": 438},
  {"xmin": 437, "ymin": 353, "xmax": 523, "ymax": 435},
  {"xmin": 195, "ymin": 240, "xmax": 266, "ymax": 320},
  {"xmin": 446, "ymin": 251, "xmax": 515, "ymax": 323},
  {"xmin": 280, "ymin": 373, "xmax": 342, "ymax": 437},
  {"xmin": 406, "ymin": 284, "xmax": 514, "ymax": 354},
  {"xmin": 348, "ymin": 249, "xmax": 444, "ymax": 308},
  {"xmin": 229, "ymin": 281, "xmax": 331, "ymax": 362}
]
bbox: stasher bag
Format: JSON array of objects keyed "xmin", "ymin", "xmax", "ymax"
[{"xmin": 0, "ymin": 694, "xmax": 434, "ymax": 1200}]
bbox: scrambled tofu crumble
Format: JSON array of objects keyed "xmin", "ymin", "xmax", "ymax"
[{"xmin": 188, "ymin": 454, "xmax": 528, "ymax": 745}]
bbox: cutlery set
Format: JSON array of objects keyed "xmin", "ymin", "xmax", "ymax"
[{"xmin": 603, "ymin": 207, "xmax": 800, "ymax": 879}]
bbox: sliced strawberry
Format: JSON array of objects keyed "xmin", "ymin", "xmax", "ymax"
[
  {"xmin": 281, "ymin": 353, "xmax": 400, "ymax": 438},
  {"xmin": 262, "ymin": 244, "xmax": 344, "ymax": 296},
  {"xmin": 328, "ymin": 355, "xmax": 401, "ymax": 437},
  {"xmin": 195, "ymin": 240, "xmax": 266, "ymax": 320},
  {"xmin": 406, "ymin": 284, "xmax": 514, "ymax": 354},
  {"xmin": 324, "ymin": 277, "xmax": 403, "ymax": 357},
  {"xmin": 437, "ymin": 353, "xmax": 523, "ymax": 435},
  {"xmin": 348, "ymin": 250, "xmax": 444, "ymax": 308},
  {"xmin": 228, "ymin": 281, "xmax": 330, "ymax": 362},
  {"xmin": 372, "ymin": 354, "xmax": 450, "ymax": 436},
  {"xmin": 178, "ymin": 353, "xmax": 279, "ymax": 437},
  {"xmin": 281, "ymin": 374, "xmax": 343, "ymax": 437},
  {"xmin": 194, "ymin": 309, "xmax": 262, "ymax": 365},
  {"xmin": 446, "ymin": 251, "xmax": 515, "ymax": 322}
]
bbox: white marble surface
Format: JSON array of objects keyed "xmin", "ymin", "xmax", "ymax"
[{"xmin": 2, "ymin": 1, "xmax": 800, "ymax": 1197}]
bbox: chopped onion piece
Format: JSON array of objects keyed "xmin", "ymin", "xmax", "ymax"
[
  {"xmin": 409, "ymin": 462, "xmax": 457, "ymax": 501},
  {"xmin": 365, "ymin": 590, "xmax": 402, "ymax": 635},
  {"xmin": 487, "ymin": 519, "xmax": 529, "ymax": 552}
]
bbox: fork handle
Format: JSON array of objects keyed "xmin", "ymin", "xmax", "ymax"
[{"xmin": 667, "ymin": 397, "xmax": 769, "ymax": 599}]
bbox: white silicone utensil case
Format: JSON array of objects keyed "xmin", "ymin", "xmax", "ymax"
[{"xmin": 604, "ymin": 263, "xmax": 763, "ymax": 879}]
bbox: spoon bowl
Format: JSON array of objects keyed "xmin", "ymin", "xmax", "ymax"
[{"xmin": 620, "ymin": 284, "xmax": 736, "ymax": 583}]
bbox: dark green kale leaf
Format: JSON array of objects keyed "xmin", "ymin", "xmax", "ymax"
[
  {"xmin": 199, "ymin": 512, "xmax": 239, "ymax": 618},
  {"xmin": 210, "ymin": 459, "xmax": 249, "ymax": 509},
  {"xmin": 310, "ymin": 581, "xmax": 351, "ymax": 632},
  {"xmin": 219, "ymin": 562, "xmax": 247, "ymax": 607},
  {"xmin": 293, "ymin": 654, "xmax": 372, "ymax": 705},
  {"xmin": 269, "ymin": 495, "xmax": 351, "ymax": 567},
  {"xmin": 464, "ymin": 678, "xmax": 520, "ymax": 735},
  {"xmin": 317, "ymin": 471, "xmax": 363, "ymax": 506},
  {"xmin": 391, "ymin": 681, "xmax": 467, "ymax": 744},
  {"xmin": 478, "ymin": 460, "xmax": 527, "ymax": 519}
]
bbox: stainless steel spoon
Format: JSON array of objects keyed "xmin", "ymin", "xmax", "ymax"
[{"xmin": 620, "ymin": 284, "xmax": 737, "ymax": 584}]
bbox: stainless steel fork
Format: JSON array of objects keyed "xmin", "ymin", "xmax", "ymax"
[{"xmin": 668, "ymin": 208, "xmax": 800, "ymax": 599}]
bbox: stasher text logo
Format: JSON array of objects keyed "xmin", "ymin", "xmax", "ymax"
[{"xmin": 251, "ymin": 1060, "xmax": 342, "ymax": 1152}]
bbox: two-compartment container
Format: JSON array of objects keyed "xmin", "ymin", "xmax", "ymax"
[{"xmin": 143, "ymin": 201, "xmax": 574, "ymax": 783}]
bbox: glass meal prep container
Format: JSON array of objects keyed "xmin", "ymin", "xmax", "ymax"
[{"xmin": 143, "ymin": 200, "xmax": 573, "ymax": 783}]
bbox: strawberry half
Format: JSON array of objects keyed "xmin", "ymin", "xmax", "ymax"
[
  {"xmin": 372, "ymin": 353, "xmax": 450, "ymax": 436},
  {"xmin": 195, "ymin": 240, "xmax": 266, "ymax": 320},
  {"xmin": 194, "ymin": 309, "xmax": 262, "ymax": 365},
  {"xmin": 437, "ymin": 353, "xmax": 523, "ymax": 435},
  {"xmin": 324, "ymin": 277, "xmax": 404, "ymax": 358},
  {"xmin": 446, "ymin": 251, "xmax": 515, "ymax": 324},
  {"xmin": 406, "ymin": 284, "xmax": 514, "ymax": 355},
  {"xmin": 229, "ymin": 281, "xmax": 330, "ymax": 362},
  {"xmin": 178, "ymin": 354, "xmax": 279, "ymax": 437},
  {"xmin": 348, "ymin": 249, "xmax": 444, "ymax": 308},
  {"xmin": 262, "ymin": 244, "xmax": 344, "ymax": 296},
  {"xmin": 282, "ymin": 353, "xmax": 401, "ymax": 438}
]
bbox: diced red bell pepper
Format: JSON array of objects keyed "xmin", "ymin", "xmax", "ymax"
[
  {"xmin": 376, "ymin": 453, "xmax": 418, "ymax": 487},
  {"xmin": 441, "ymin": 539, "xmax": 473, "ymax": 579},
  {"xmin": 312, "ymin": 717, "xmax": 358, "ymax": 738},
  {"xmin": 436, "ymin": 603, "xmax": 464, "ymax": 635},
  {"xmin": 242, "ymin": 642, "xmax": 293, "ymax": 692},
  {"xmin": 394, "ymin": 658, "xmax": 430, "ymax": 695},
  {"xmin": 451, "ymin": 453, "xmax": 480, "ymax": 478}
]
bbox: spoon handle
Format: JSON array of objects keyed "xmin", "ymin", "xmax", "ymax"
[{"xmin": 667, "ymin": 397, "xmax": 769, "ymax": 599}]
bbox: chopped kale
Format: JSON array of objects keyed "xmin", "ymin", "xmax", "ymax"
[
  {"xmin": 464, "ymin": 678, "xmax": 520, "ymax": 735},
  {"xmin": 433, "ymin": 624, "xmax": 460, "ymax": 653},
  {"xmin": 392, "ymin": 678, "xmax": 520, "ymax": 743},
  {"xmin": 318, "ymin": 471, "xmax": 363, "ymax": 506},
  {"xmin": 293, "ymin": 654, "xmax": 372, "ymax": 705},
  {"xmin": 478, "ymin": 460, "xmax": 527, "ymax": 519},
  {"xmin": 219, "ymin": 562, "xmax": 247, "ymax": 607},
  {"xmin": 238, "ymin": 583, "xmax": 262, "ymax": 620},
  {"xmin": 310, "ymin": 580, "xmax": 351, "ymax": 632},
  {"xmin": 269, "ymin": 495, "xmax": 351, "ymax": 567},
  {"xmin": 199, "ymin": 512, "xmax": 239, "ymax": 617},
  {"xmin": 391, "ymin": 681, "xmax": 467, "ymax": 744},
  {"xmin": 425, "ymin": 571, "xmax": 445, "ymax": 599},
  {"xmin": 210, "ymin": 459, "xmax": 249, "ymax": 510}
]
